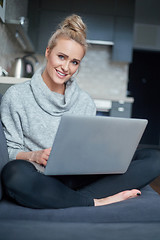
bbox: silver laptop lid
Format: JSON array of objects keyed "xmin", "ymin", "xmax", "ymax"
[{"xmin": 44, "ymin": 115, "xmax": 148, "ymax": 175}]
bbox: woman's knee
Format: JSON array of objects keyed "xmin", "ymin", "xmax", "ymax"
[
  {"xmin": 134, "ymin": 148, "xmax": 160, "ymax": 161},
  {"xmin": 1, "ymin": 160, "xmax": 35, "ymax": 190}
]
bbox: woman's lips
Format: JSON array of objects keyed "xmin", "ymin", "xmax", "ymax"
[{"xmin": 56, "ymin": 69, "xmax": 67, "ymax": 78}]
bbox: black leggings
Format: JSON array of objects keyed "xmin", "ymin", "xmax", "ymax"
[{"xmin": 2, "ymin": 148, "xmax": 160, "ymax": 209}]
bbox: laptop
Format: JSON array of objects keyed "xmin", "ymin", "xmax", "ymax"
[{"xmin": 37, "ymin": 114, "xmax": 148, "ymax": 175}]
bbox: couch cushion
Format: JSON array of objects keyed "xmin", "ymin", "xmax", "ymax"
[
  {"xmin": 0, "ymin": 119, "xmax": 9, "ymax": 200},
  {"xmin": 0, "ymin": 186, "xmax": 159, "ymax": 223},
  {"xmin": 0, "ymin": 221, "xmax": 160, "ymax": 240}
]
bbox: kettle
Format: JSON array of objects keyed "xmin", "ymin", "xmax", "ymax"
[{"xmin": 10, "ymin": 55, "xmax": 38, "ymax": 78}]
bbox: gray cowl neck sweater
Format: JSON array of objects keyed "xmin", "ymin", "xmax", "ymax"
[
  {"xmin": 31, "ymin": 71, "xmax": 84, "ymax": 116},
  {"xmin": 0, "ymin": 69, "xmax": 96, "ymax": 161}
]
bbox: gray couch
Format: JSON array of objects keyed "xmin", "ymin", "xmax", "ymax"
[{"xmin": 0, "ymin": 105, "xmax": 160, "ymax": 239}]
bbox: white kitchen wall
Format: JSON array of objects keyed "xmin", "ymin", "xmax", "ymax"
[
  {"xmin": 76, "ymin": 45, "xmax": 128, "ymax": 100},
  {"xmin": 0, "ymin": 21, "xmax": 23, "ymax": 72}
]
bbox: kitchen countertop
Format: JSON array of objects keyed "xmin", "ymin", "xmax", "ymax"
[
  {"xmin": 0, "ymin": 76, "xmax": 134, "ymax": 104},
  {"xmin": 0, "ymin": 76, "xmax": 30, "ymax": 84}
]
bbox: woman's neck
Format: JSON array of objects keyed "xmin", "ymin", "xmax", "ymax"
[{"xmin": 41, "ymin": 70, "xmax": 65, "ymax": 95}]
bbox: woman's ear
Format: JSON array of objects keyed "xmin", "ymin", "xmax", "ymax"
[{"xmin": 45, "ymin": 47, "xmax": 50, "ymax": 59}]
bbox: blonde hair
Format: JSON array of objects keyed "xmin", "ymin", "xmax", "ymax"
[{"xmin": 48, "ymin": 14, "xmax": 88, "ymax": 54}]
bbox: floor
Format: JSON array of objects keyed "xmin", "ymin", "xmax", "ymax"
[{"xmin": 150, "ymin": 176, "xmax": 160, "ymax": 194}]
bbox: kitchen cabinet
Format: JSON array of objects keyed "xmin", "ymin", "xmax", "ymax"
[
  {"xmin": 115, "ymin": 0, "xmax": 135, "ymax": 17},
  {"xmin": 72, "ymin": 0, "xmax": 115, "ymax": 15},
  {"xmin": 6, "ymin": 22, "xmax": 34, "ymax": 52},
  {"xmin": 112, "ymin": 17, "xmax": 134, "ymax": 62},
  {"xmin": 133, "ymin": 0, "xmax": 160, "ymax": 51},
  {"xmin": 110, "ymin": 101, "xmax": 132, "ymax": 118},
  {"xmin": 135, "ymin": 0, "xmax": 160, "ymax": 25},
  {"xmin": 96, "ymin": 99, "xmax": 133, "ymax": 118},
  {"xmin": 3, "ymin": 0, "xmax": 34, "ymax": 53},
  {"xmin": 81, "ymin": 14, "xmax": 114, "ymax": 42},
  {"xmin": 5, "ymin": 0, "xmax": 28, "ymax": 22}
]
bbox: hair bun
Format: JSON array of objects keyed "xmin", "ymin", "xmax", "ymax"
[
  {"xmin": 60, "ymin": 14, "xmax": 87, "ymax": 39},
  {"xmin": 48, "ymin": 14, "xmax": 88, "ymax": 53}
]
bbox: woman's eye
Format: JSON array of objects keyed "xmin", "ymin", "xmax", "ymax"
[
  {"xmin": 72, "ymin": 61, "xmax": 78, "ymax": 65},
  {"xmin": 58, "ymin": 55, "xmax": 64, "ymax": 60}
]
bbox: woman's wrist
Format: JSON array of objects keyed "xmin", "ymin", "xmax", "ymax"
[
  {"xmin": 16, "ymin": 148, "xmax": 51, "ymax": 166},
  {"xmin": 16, "ymin": 151, "xmax": 33, "ymax": 161}
]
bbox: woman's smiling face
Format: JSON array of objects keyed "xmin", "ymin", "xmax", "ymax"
[{"xmin": 42, "ymin": 38, "xmax": 85, "ymax": 93}]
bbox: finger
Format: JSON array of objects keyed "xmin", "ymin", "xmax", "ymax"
[
  {"xmin": 42, "ymin": 159, "xmax": 47, "ymax": 166},
  {"xmin": 42, "ymin": 154, "xmax": 49, "ymax": 161},
  {"xmin": 44, "ymin": 148, "xmax": 52, "ymax": 155}
]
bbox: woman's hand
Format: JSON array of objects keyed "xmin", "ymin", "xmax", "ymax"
[
  {"xmin": 16, "ymin": 148, "xmax": 52, "ymax": 166},
  {"xmin": 29, "ymin": 148, "xmax": 52, "ymax": 166}
]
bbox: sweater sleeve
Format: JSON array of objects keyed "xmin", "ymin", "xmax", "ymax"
[
  {"xmin": 0, "ymin": 86, "xmax": 25, "ymax": 160},
  {"xmin": 79, "ymin": 89, "xmax": 97, "ymax": 116},
  {"xmin": 86, "ymin": 97, "xmax": 97, "ymax": 116}
]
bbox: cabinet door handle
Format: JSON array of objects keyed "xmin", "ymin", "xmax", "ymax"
[{"xmin": 118, "ymin": 107, "xmax": 124, "ymax": 112}]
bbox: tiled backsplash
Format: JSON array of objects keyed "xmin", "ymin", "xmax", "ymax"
[{"xmin": 77, "ymin": 45, "xmax": 129, "ymax": 100}]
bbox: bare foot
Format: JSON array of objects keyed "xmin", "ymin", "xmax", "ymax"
[{"xmin": 94, "ymin": 189, "xmax": 141, "ymax": 206}]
